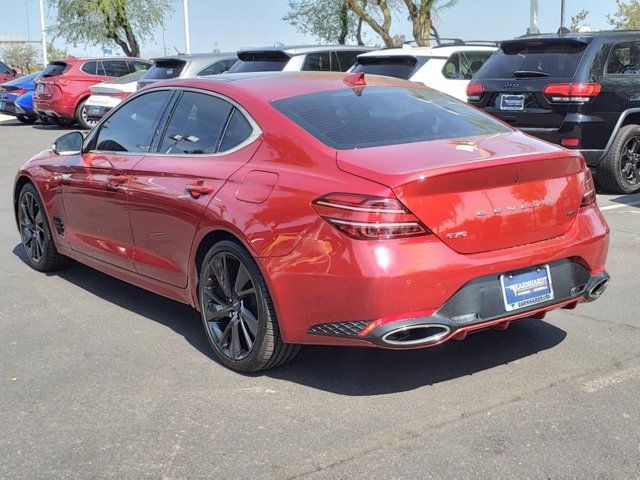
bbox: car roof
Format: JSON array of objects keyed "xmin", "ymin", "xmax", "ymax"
[
  {"xmin": 150, "ymin": 52, "xmax": 237, "ymax": 62},
  {"xmin": 150, "ymin": 71, "xmax": 413, "ymax": 103},
  {"xmin": 358, "ymin": 44, "xmax": 497, "ymax": 59},
  {"xmin": 49, "ymin": 56, "xmax": 148, "ymax": 65},
  {"xmin": 237, "ymin": 45, "xmax": 374, "ymax": 57},
  {"xmin": 514, "ymin": 30, "xmax": 640, "ymax": 43}
]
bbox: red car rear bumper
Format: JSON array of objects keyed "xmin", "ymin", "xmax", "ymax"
[
  {"xmin": 33, "ymin": 100, "xmax": 76, "ymax": 119},
  {"xmin": 261, "ymin": 204, "xmax": 609, "ymax": 347}
]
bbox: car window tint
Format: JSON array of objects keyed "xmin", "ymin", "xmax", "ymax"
[
  {"xmin": 144, "ymin": 60, "xmax": 186, "ymax": 79},
  {"xmin": 273, "ymin": 86, "xmax": 511, "ymax": 150},
  {"xmin": 160, "ymin": 92, "xmax": 233, "ymax": 154},
  {"xmin": 220, "ymin": 109, "xmax": 253, "ymax": 151},
  {"xmin": 607, "ymin": 42, "xmax": 640, "ymax": 75},
  {"xmin": 42, "ymin": 62, "xmax": 69, "ymax": 77},
  {"xmin": 198, "ymin": 59, "xmax": 233, "ymax": 76},
  {"xmin": 303, "ymin": 52, "xmax": 331, "ymax": 71},
  {"xmin": 81, "ymin": 61, "xmax": 98, "ymax": 75},
  {"xmin": 351, "ymin": 57, "xmax": 423, "ymax": 79},
  {"xmin": 94, "ymin": 91, "xmax": 171, "ymax": 153},
  {"xmin": 130, "ymin": 61, "xmax": 150, "ymax": 72},
  {"xmin": 335, "ymin": 51, "xmax": 360, "ymax": 71},
  {"xmin": 459, "ymin": 51, "xmax": 493, "ymax": 79},
  {"xmin": 0, "ymin": 62, "xmax": 11, "ymax": 74},
  {"xmin": 442, "ymin": 53, "xmax": 460, "ymax": 79},
  {"xmin": 102, "ymin": 60, "xmax": 130, "ymax": 77}
]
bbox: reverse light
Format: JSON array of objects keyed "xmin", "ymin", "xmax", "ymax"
[
  {"xmin": 313, "ymin": 193, "xmax": 430, "ymax": 240},
  {"xmin": 580, "ymin": 168, "xmax": 596, "ymax": 207},
  {"xmin": 466, "ymin": 82, "xmax": 484, "ymax": 102},
  {"xmin": 543, "ymin": 83, "xmax": 601, "ymax": 103}
]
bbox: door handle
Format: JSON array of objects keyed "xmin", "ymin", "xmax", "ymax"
[
  {"xmin": 106, "ymin": 174, "xmax": 128, "ymax": 189},
  {"xmin": 186, "ymin": 182, "xmax": 214, "ymax": 199}
]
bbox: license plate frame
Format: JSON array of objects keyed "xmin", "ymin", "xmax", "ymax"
[
  {"xmin": 500, "ymin": 265, "xmax": 554, "ymax": 312},
  {"xmin": 499, "ymin": 94, "xmax": 525, "ymax": 111}
]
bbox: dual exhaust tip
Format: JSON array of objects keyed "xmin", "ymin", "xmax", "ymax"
[{"xmin": 377, "ymin": 273, "xmax": 610, "ymax": 347}]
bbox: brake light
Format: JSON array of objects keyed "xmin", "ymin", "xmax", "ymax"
[
  {"xmin": 466, "ymin": 82, "xmax": 484, "ymax": 102},
  {"xmin": 543, "ymin": 83, "xmax": 601, "ymax": 103},
  {"xmin": 312, "ymin": 193, "xmax": 430, "ymax": 240},
  {"xmin": 580, "ymin": 168, "xmax": 596, "ymax": 207},
  {"xmin": 561, "ymin": 138, "xmax": 580, "ymax": 148},
  {"xmin": 13, "ymin": 88, "xmax": 28, "ymax": 96}
]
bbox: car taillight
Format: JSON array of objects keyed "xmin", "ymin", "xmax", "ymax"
[
  {"xmin": 466, "ymin": 82, "xmax": 484, "ymax": 102},
  {"xmin": 543, "ymin": 83, "xmax": 601, "ymax": 103},
  {"xmin": 13, "ymin": 88, "xmax": 29, "ymax": 96},
  {"xmin": 581, "ymin": 168, "xmax": 596, "ymax": 207},
  {"xmin": 312, "ymin": 193, "xmax": 430, "ymax": 240}
]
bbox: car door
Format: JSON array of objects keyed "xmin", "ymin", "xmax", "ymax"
[
  {"xmin": 127, "ymin": 90, "xmax": 262, "ymax": 287},
  {"xmin": 61, "ymin": 90, "xmax": 173, "ymax": 270}
]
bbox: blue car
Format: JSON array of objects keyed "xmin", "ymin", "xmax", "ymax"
[{"xmin": 0, "ymin": 71, "xmax": 41, "ymax": 124}]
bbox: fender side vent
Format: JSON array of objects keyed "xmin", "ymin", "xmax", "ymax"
[
  {"xmin": 308, "ymin": 320, "xmax": 371, "ymax": 337},
  {"xmin": 53, "ymin": 217, "xmax": 65, "ymax": 236}
]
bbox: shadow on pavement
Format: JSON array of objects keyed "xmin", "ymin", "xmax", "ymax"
[
  {"xmin": 607, "ymin": 194, "xmax": 640, "ymax": 208},
  {"xmin": 13, "ymin": 244, "xmax": 567, "ymax": 396}
]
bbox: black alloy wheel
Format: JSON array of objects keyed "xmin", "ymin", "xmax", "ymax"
[
  {"xmin": 198, "ymin": 241, "xmax": 299, "ymax": 372},
  {"xmin": 620, "ymin": 135, "xmax": 640, "ymax": 187}
]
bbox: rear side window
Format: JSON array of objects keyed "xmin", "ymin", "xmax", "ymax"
[
  {"xmin": 272, "ymin": 87, "xmax": 511, "ymax": 150},
  {"xmin": 159, "ymin": 92, "xmax": 233, "ymax": 154},
  {"xmin": 101, "ymin": 60, "xmax": 130, "ymax": 77},
  {"xmin": 219, "ymin": 109, "xmax": 253, "ymax": 151},
  {"xmin": 129, "ymin": 61, "xmax": 151, "ymax": 72},
  {"xmin": 352, "ymin": 56, "xmax": 422, "ymax": 79},
  {"xmin": 334, "ymin": 51, "xmax": 361, "ymax": 71},
  {"xmin": 198, "ymin": 59, "xmax": 235, "ymax": 76},
  {"xmin": 145, "ymin": 60, "xmax": 186, "ymax": 79},
  {"xmin": 607, "ymin": 42, "xmax": 640, "ymax": 75},
  {"xmin": 475, "ymin": 40, "xmax": 588, "ymax": 79},
  {"xmin": 42, "ymin": 62, "xmax": 69, "ymax": 77},
  {"xmin": 443, "ymin": 51, "xmax": 493, "ymax": 80},
  {"xmin": 304, "ymin": 52, "xmax": 331, "ymax": 71},
  {"xmin": 81, "ymin": 61, "xmax": 98, "ymax": 75}
]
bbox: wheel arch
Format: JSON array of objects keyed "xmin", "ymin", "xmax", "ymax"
[
  {"xmin": 13, "ymin": 174, "xmax": 35, "ymax": 225},
  {"xmin": 603, "ymin": 108, "xmax": 640, "ymax": 155}
]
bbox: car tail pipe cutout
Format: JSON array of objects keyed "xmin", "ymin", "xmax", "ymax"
[
  {"xmin": 584, "ymin": 272, "xmax": 610, "ymax": 302},
  {"xmin": 380, "ymin": 324, "xmax": 451, "ymax": 347}
]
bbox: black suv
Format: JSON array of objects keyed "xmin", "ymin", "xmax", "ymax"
[{"xmin": 468, "ymin": 31, "xmax": 640, "ymax": 194}]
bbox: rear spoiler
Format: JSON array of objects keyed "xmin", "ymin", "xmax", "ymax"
[
  {"xmin": 237, "ymin": 50, "xmax": 291, "ymax": 62},
  {"xmin": 356, "ymin": 55, "xmax": 418, "ymax": 66},
  {"xmin": 151, "ymin": 57, "xmax": 187, "ymax": 67},
  {"xmin": 500, "ymin": 37, "xmax": 590, "ymax": 54}
]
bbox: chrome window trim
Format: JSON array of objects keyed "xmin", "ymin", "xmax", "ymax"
[{"xmin": 85, "ymin": 86, "xmax": 263, "ymax": 157}]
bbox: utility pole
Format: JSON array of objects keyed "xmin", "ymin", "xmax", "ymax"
[
  {"xmin": 560, "ymin": 0, "xmax": 566, "ymax": 29},
  {"xmin": 183, "ymin": 0, "xmax": 191, "ymax": 54},
  {"xmin": 39, "ymin": 0, "xmax": 48, "ymax": 65},
  {"xmin": 529, "ymin": 0, "xmax": 540, "ymax": 35}
]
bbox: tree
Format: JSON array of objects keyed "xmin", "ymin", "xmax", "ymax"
[
  {"xmin": 402, "ymin": 0, "xmax": 455, "ymax": 47},
  {"xmin": 47, "ymin": 42, "xmax": 69, "ymax": 62},
  {"xmin": 283, "ymin": 0, "xmax": 363, "ymax": 44},
  {"xmin": 49, "ymin": 0, "xmax": 173, "ymax": 57},
  {"xmin": 570, "ymin": 9, "xmax": 589, "ymax": 32},
  {"xmin": 607, "ymin": 0, "xmax": 640, "ymax": 30},
  {"xmin": 0, "ymin": 43, "xmax": 39, "ymax": 74},
  {"xmin": 347, "ymin": 0, "xmax": 395, "ymax": 47}
]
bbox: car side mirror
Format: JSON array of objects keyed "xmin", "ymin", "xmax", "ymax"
[{"xmin": 53, "ymin": 131, "xmax": 84, "ymax": 155}]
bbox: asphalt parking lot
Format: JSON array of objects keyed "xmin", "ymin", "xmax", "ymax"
[{"xmin": 1, "ymin": 115, "xmax": 639, "ymax": 480}]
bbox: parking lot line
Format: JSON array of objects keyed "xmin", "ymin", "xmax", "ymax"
[{"xmin": 599, "ymin": 200, "xmax": 640, "ymax": 211}]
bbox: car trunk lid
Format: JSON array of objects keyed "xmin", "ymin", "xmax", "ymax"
[{"xmin": 336, "ymin": 132, "xmax": 585, "ymax": 254}]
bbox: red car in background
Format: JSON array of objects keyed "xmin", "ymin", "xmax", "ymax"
[
  {"xmin": 0, "ymin": 60, "xmax": 19, "ymax": 83},
  {"xmin": 14, "ymin": 72, "xmax": 610, "ymax": 372},
  {"xmin": 33, "ymin": 56, "xmax": 150, "ymax": 128}
]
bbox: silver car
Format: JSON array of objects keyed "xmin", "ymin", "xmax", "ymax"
[
  {"xmin": 227, "ymin": 45, "xmax": 373, "ymax": 73},
  {"xmin": 138, "ymin": 53, "xmax": 237, "ymax": 89}
]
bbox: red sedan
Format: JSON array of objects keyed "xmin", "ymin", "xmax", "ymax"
[{"xmin": 13, "ymin": 72, "xmax": 610, "ymax": 372}]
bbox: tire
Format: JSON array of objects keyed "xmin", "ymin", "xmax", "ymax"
[
  {"xmin": 52, "ymin": 116, "xmax": 75, "ymax": 128},
  {"xmin": 75, "ymin": 99, "xmax": 99, "ymax": 130},
  {"xmin": 39, "ymin": 116, "xmax": 52, "ymax": 125},
  {"xmin": 16, "ymin": 114, "xmax": 37, "ymax": 124},
  {"xmin": 198, "ymin": 240, "xmax": 300, "ymax": 372},
  {"xmin": 597, "ymin": 124, "xmax": 640, "ymax": 194},
  {"xmin": 17, "ymin": 183, "xmax": 68, "ymax": 272}
]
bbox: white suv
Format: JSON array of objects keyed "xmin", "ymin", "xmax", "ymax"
[{"xmin": 352, "ymin": 41, "xmax": 497, "ymax": 101}]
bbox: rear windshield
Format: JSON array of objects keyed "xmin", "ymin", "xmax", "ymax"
[
  {"xmin": 144, "ymin": 60, "xmax": 186, "ymax": 80},
  {"xmin": 476, "ymin": 40, "xmax": 588, "ymax": 79},
  {"xmin": 272, "ymin": 87, "xmax": 511, "ymax": 150},
  {"xmin": 352, "ymin": 56, "xmax": 424, "ymax": 80},
  {"xmin": 42, "ymin": 62, "xmax": 69, "ymax": 77}
]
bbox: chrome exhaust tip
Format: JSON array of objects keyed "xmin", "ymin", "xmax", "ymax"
[
  {"xmin": 584, "ymin": 273, "xmax": 610, "ymax": 302},
  {"xmin": 381, "ymin": 324, "xmax": 451, "ymax": 347}
]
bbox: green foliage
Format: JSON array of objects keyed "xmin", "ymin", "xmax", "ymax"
[
  {"xmin": 49, "ymin": 0, "xmax": 173, "ymax": 57},
  {"xmin": 284, "ymin": 0, "xmax": 361, "ymax": 44},
  {"xmin": 607, "ymin": 0, "xmax": 640, "ymax": 30},
  {"xmin": 570, "ymin": 9, "xmax": 589, "ymax": 32},
  {"xmin": 0, "ymin": 43, "xmax": 39, "ymax": 73}
]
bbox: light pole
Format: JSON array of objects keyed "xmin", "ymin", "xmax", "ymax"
[
  {"xmin": 39, "ymin": 0, "xmax": 48, "ymax": 65},
  {"xmin": 560, "ymin": 0, "xmax": 566, "ymax": 30},
  {"xmin": 529, "ymin": 0, "xmax": 540, "ymax": 35},
  {"xmin": 183, "ymin": 0, "xmax": 191, "ymax": 54}
]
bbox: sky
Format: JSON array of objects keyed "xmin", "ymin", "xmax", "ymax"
[{"xmin": 0, "ymin": 0, "xmax": 620, "ymax": 59}]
